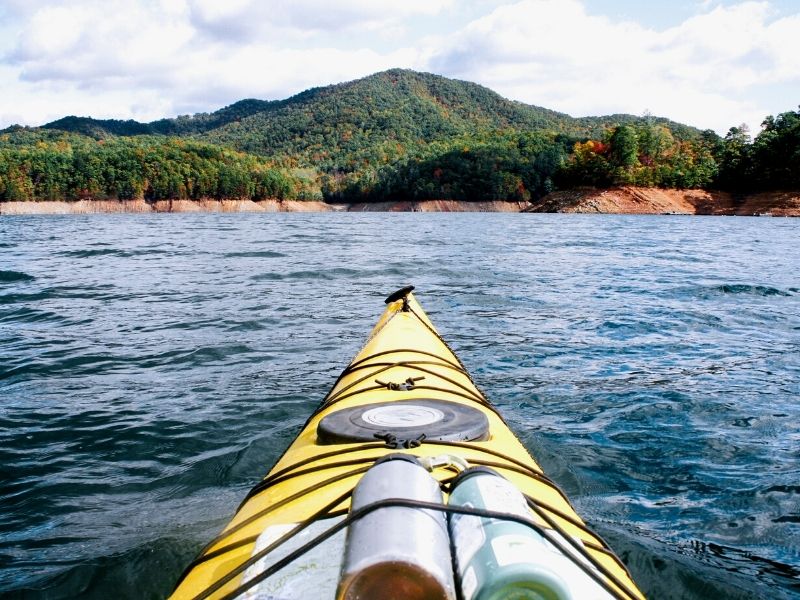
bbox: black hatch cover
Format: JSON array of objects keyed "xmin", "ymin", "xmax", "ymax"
[{"xmin": 317, "ymin": 399, "xmax": 490, "ymax": 444}]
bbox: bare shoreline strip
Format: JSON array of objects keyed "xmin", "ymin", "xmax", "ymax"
[
  {"xmin": 1, "ymin": 189, "xmax": 798, "ymax": 216},
  {"xmin": 0, "ymin": 199, "xmax": 528, "ymax": 215}
]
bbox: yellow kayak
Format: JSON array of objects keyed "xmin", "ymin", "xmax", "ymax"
[{"xmin": 171, "ymin": 287, "xmax": 646, "ymax": 600}]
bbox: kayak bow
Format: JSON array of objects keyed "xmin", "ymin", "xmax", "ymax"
[{"xmin": 171, "ymin": 287, "xmax": 645, "ymax": 600}]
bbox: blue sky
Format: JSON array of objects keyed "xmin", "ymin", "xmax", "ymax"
[
  {"xmin": 0, "ymin": 0, "xmax": 798, "ymax": 134},
  {"xmin": 585, "ymin": 0, "xmax": 798, "ymax": 27}
]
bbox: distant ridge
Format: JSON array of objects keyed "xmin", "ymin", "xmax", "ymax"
[
  {"xmin": 38, "ymin": 69, "xmax": 702, "ymax": 165},
  {"xmin": 43, "ymin": 98, "xmax": 277, "ymax": 137}
]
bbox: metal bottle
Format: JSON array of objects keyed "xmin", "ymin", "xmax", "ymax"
[
  {"xmin": 337, "ymin": 454, "xmax": 456, "ymax": 600},
  {"xmin": 448, "ymin": 467, "xmax": 572, "ymax": 600}
]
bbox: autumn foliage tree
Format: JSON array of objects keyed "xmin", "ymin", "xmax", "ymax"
[{"xmin": 558, "ymin": 122, "xmax": 719, "ymax": 189}]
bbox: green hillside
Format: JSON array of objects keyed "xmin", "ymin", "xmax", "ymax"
[
  {"xmin": 39, "ymin": 69, "xmax": 701, "ymax": 167},
  {"xmin": 199, "ymin": 69, "xmax": 582, "ymax": 166},
  {"xmin": 2, "ymin": 69, "xmax": 796, "ymax": 203}
]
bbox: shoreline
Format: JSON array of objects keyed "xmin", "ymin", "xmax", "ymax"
[
  {"xmin": 1, "ymin": 189, "xmax": 798, "ymax": 216},
  {"xmin": 0, "ymin": 198, "xmax": 529, "ymax": 215}
]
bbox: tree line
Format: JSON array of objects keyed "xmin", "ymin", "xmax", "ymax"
[
  {"xmin": 0, "ymin": 131, "xmax": 319, "ymax": 202},
  {"xmin": 715, "ymin": 109, "xmax": 800, "ymax": 190},
  {"xmin": 1, "ymin": 108, "xmax": 797, "ymax": 203},
  {"xmin": 326, "ymin": 108, "xmax": 798, "ymax": 202},
  {"xmin": 324, "ymin": 132, "xmax": 570, "ymax": 203},
  {"xmin": 555, "ymin": 108, "xmax": 799, "ymax": 191}
]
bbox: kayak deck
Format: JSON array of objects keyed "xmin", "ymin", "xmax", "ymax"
[{"xmin": 171, "ymin": 288, "xmax": 645, "ymax": 600}]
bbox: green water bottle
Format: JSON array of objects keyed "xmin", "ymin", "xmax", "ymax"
[{"xmin": 448, "ymin": 467, "xmax": 572, "ymax": 600}]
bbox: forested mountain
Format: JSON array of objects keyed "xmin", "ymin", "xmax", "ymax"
[
  {"xmin": 1, "ymin": 69, "xmax": 797, "ymax": 203},
  {"xmin": 39, "ymin": 70, "xmax": 700, "ymax": 164}
]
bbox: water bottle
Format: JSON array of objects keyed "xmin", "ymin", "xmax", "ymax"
[
  {"xmin": 337, "ymin": 454, "xmax": 456, "ymax": 600},
  {"xmin": 448, "ymin": 467, "xmax": 572, "ymax": 600}
]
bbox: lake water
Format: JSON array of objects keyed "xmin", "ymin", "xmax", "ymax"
[{"xmin": 1, "ymin": 212, "xmax": 798, "ymax": 599}]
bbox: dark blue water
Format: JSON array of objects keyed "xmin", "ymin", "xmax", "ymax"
[{"xmin": 1, "ymin": 213, "xmax": 798, "ymax": 599}]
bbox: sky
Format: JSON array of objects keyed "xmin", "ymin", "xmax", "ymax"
[{"xmin": 0, "ymin": 0, "xmax": 798, "ymax": 135}]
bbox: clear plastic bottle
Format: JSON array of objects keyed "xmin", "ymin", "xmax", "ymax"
[
  {"xmin": 448, "ymin": 467, "xmax": 572, "ymax": 600},
  {"xmin": 337, "ymin": 454, "xmax": 456, "ymax": 600}
]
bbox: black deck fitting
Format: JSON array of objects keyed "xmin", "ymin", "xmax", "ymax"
[{"xmin": 384, "ymin": 285, "xmax": 415, "ymax": 305}]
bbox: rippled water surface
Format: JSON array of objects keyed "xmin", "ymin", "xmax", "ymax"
[{"xmin": 1, "ymin": 213, "xmax": 798, "ymax": 599}]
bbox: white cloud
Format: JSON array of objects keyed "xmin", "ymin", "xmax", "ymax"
[
  {"xmin": 9, "ymin": 1, "xmax": 194, "ymax": 86},
  {"xmin": 187, "ymin": 0, "xmax": 456, "ymax": 40},
  {"xmin": 0, "ymin": 0, "xmax": 437, "ymax": 126},
  {"xmin": 426, "ymin": 0, "xmax": 799, "ymax": 133},
  {"xmin": 0, "ymin": 0, "xmax": 797, "ymax": 133},
  {"xmin": 168, "ymin": 43, "xmax": 420, "ymax": 112}
]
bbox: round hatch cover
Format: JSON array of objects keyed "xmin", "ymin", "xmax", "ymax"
[{"xmin": 317, "ymin": 399, "xmax": 490, "ymax": 444}]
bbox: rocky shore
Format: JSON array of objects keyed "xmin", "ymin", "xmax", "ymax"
[
  {"xmin": 526, "ymin": 187, "xmax": 800, "ymax": 216},
  {"xmin": 1, "ymin": 190, "xmax": 798, "ymax": 215}
]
